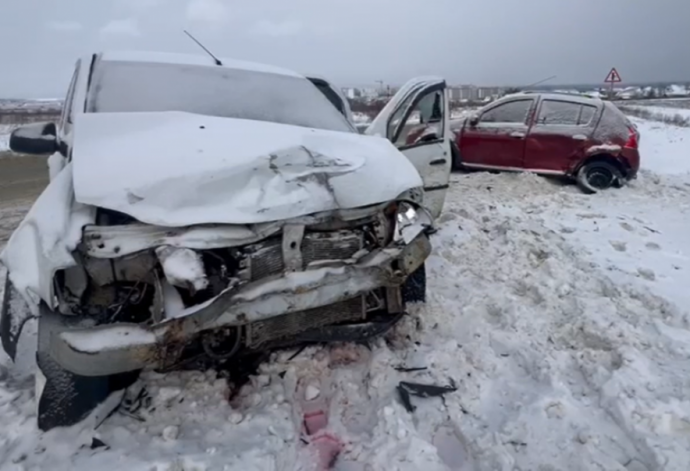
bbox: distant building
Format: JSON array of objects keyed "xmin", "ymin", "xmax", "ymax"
[{"xmin": 665, "ymin": 84, "xmax": 689, "ymax": 97}]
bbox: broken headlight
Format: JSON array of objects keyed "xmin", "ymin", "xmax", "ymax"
[{"xmin": 393, "ymin": 202, "xmax": 431, "ymax": 244}]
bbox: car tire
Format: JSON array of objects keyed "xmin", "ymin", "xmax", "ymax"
[
  {"xmin": 450, "ymin": 140, "xmax": 463, "ymax": 171},
  {"xmin": 36, "ymin": 306, "xmax": 140, "ymax": 431},
  {"xmin": 401, "ymin": 263, "xmax": 427, "ymax": 304},
  {"xmin": 576, "ymin": 160, "xmax": 623, "ymax": 194}
]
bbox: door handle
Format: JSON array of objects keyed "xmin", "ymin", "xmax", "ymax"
[
  {"xmin": 509, "ymin": 131, "xmax": 525, "ymax": 138},
  {"xmin": 572, "ymin": 134, "xmax": 587, "ymax": 141}
]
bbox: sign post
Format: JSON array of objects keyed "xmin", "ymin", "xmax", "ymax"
[{"xmin": 604, "ymin": 67, "xmax": 622, "ymax": 98}]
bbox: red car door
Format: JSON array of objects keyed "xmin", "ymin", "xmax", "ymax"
[
  {"xmin": 459, "ymin": 98, "xmax": 535, "ymax": 170},
  {"xmin": 524, "ymin": 98, "xmax": 598, "ymax": 174}
]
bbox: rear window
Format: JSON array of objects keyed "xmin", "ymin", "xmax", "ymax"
[
  {"xmin": 593, "ymin": 102, "xmax": 631, "ymax": 143},
  {"xmin": 86, "ymin": 60, "xmax": 354, "ymax": 133}
]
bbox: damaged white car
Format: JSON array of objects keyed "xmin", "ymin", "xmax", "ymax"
[{"xmin": 1, "ymin": 51, "xmax": 452, "ymax": 431}]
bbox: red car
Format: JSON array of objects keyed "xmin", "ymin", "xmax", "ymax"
[{"xmin": 451, "ymin": 92, "xmax": 640, "ymax": 192}]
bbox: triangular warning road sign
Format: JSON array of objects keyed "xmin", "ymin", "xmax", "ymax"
[{"xmin": 604, "ymin": 68, "xmax": 622, "ymax": 83}]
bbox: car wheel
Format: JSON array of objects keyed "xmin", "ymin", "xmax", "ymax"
[
  {"xmin": 450, "ymin": 141, "xmax": 463, "ymax": 171},
  {"xmin": 36, "ymin": 306, "xmax": 140, "ymax": 431},
  {"xmin": 401, "ymin": 263, "xmax": 426, "ymax": 304},
  {"xmin": 576, "ymin": 161, "xmax": 622, "ymax": 194}
]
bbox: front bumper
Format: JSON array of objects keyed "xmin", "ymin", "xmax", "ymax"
[{"xmin": 50, "ymin": 232, "xmax": 432, "ymax": 377}]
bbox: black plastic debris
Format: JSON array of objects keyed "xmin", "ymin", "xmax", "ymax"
[
  {"xmin": 90, "ymin": 437, "xmax": 108, "ymax": 450},
  {"xmin": 397, "ymin": 381, "xmax": 458, "ymax": 413},
  {"xmin": 394, "ymin": 366, "xmax": 428, "ymax": 373}
]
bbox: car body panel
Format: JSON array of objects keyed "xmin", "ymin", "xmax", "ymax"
[
  {"xmin": 459, "ymin": 97, "xmax": 536, "ymax": 170},
  {"xmin": 52, "ymin": 228, "xmax": 432, "ymax": 377},
  {"xmin": 365, "ymin": 77, "xmax": 451, "ymax": 219},
  {"xmin": 0, "ymin": 162, "xmax": 96, "ymax": 312},
  {"xmin": 523, "ymin": 97, "xmax": 601, "ymax": 173},
  {"xmin": 70, "ymin": 111, "xmax": 422, "ymax": 227}
]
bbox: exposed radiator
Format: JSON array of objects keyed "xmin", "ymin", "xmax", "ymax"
[
  {"xmin": 244, "ymin": 230, "xmax": 363, "ymax": 282},
  {"xmin": 240, "ymin": 229, "xmax": 366, "ymax": 347}
]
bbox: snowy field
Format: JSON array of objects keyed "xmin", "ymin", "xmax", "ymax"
[
  {"xmin": 624, "ymin": 105, "xmax": 690, "ymax": 121},
  {"xmin": 0, "ymin": 125, "xmax": 12, "ymax": 152},
  {"xmin": 1, "ymin": 116, "xmax": 690, "ymax": 470}
]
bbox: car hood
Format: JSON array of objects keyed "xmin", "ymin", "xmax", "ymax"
[{"xmin": 71, "ymin": 112, "xmax": 423, "ymax": 227}]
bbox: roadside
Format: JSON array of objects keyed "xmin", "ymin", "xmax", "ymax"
[{"xmin": 0, "ymin": 155, "xmax": 48, "ymax": 244}]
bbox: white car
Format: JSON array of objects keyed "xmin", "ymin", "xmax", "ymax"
[{"xmin": 1, "ymin": 51, "xmax": 452, "ymax": 431}]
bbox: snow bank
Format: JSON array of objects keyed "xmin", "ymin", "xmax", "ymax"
[
  {"xmin": 621, "ymin": 105, "xmax": 690, "ymax": 126},
  {"xmin": 0, "ymin": 125, "xmax": 12, "ymax": 152},
  {"xmin": 629, "ymin": 117, "xmax": 690, "ymax": 175}
]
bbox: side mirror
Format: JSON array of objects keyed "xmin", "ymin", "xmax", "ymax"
[
  {"xmin": 468, "ymin": 115, "xmax": 479, "ymax": 127},
  {"xmin": 9, "ymin": 122, "xmax": 58, "ymax": 155}
]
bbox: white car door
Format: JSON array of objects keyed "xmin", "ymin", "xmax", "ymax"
[{"xmin": 365, "ymin": 77, "xmax": 451, "ymax": 220}]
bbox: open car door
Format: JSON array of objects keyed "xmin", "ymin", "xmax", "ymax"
[{"xmin": 365, "ymin": 77, "xmax": 451, "ymax": 220}]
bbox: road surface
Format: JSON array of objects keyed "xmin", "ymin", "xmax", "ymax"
[{"xmin": 0, "ymin": 153, "xmax": 48, "ymax": 244}]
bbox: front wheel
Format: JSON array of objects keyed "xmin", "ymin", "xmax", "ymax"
[
  {"xmin": 35, "ymin": 306, "xmax": 140, "ymax": 431},
  {"xmin": 576, "ymin": 161, "xmax": 622, "ymax": 194}
]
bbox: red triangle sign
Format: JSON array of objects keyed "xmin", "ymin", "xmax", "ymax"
[{"xmin": 605, "ymin": 67, "xmax": 622, "ymax": 83}]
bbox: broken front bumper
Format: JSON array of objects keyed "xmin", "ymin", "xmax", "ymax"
[{"xmin": 50, "ymin": 232, "xmax": 432, "ymax": 377}]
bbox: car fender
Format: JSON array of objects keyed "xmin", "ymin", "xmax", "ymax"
[{"xmin": 1, "ymin": 276, "xmax": 35, "ymax": 361}]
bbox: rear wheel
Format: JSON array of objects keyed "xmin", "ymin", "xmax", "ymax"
[{"xmin": 576, "ymin": 160, "xmax": 622, "ymax": 194}]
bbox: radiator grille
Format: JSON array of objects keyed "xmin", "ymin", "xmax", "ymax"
[{"xmin": 246, "ymin": 230, "xmax": 363, "ymax": 282}]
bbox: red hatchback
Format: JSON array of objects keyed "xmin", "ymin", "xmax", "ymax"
[{"xmin": 451, "ymin": 92, "xmax": 641, "ymax": 192}]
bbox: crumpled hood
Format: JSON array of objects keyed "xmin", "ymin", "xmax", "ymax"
[{"xmin": 72, "ymin": 112, "xmax": 423, "ymax": 226}]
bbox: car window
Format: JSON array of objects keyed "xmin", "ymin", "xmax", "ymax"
[
  {"xmin": 308, "ymin": 78, "xmax": 345, "ymax": 116},
  {"xmin": 578, "ymin": 105, "xmax": 596, "ymax": 125},
  {"xmin": 59, "ymin": 60, "xmax": 81, "ymax": 129},
  {"xmin": 387, "ymin": 91, "xmax": 416, "ymax": 140},
  {"xmin": 392, "ymin": 89, "xmax": 444, "ymax": 146},
  {"xmin": 537, "ymin": 100, "xmax": 580, "ymax": 125},
  {"xmin": 480, "ymin": 100, "xmax": 532, "ymax": 124},
  {"xmin": 87, "ymin": 61, "xmax": 354, "ymax": 133}
]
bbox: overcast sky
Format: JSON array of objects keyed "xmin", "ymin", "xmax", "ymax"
[{"xmin": 0, "ymin": 0, "xmax": 687, "ymax": 98}]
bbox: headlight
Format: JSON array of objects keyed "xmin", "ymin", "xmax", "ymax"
[{"xmin": 393, "ymin": 202, "xmax": 430, "ymax": 244}]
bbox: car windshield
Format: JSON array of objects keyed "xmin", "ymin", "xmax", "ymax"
[{"xmin": 85, "ymin": 60, "xmax": 355, "ymax": 133}]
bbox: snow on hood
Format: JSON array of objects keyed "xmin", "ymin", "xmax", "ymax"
[{"xmin": 71, "ymin": 112, "xmax": 423, "ymax": 227}]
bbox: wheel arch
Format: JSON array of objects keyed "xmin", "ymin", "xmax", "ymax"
[{"xmin": 574, "ymin": 153, "xmax": 627, "ymax": 178}]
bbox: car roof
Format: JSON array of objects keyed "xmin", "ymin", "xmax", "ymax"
[
  {"xmin": 98, "ymin": 51, "xmax": 303, "ymax": 78},
  {"xmin": 514, "ymin": 91, "xmax": 603, "ymax": 106}
]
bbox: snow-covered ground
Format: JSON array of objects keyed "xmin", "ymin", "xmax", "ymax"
[
  {"xmin": 0, "ymin": 125, "xmax": 12, "ymax": 152},
  {"xmin": 1, "ymin": 117, "xmax": 690, "ymax": 470},
  {"xmin": 625, "ymin": 105, "xmax": 690, "ymax": 121}
]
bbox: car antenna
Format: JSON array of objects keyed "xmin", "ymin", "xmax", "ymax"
[{"xmin": 183, "ymin": 30, "xmax": 223, "ymax": 66}]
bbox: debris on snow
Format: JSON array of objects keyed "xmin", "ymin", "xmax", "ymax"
[
  {"xmin": 305, "ymin": 383, "xmax": 321, "ymax": 401},
  {"xmin": 396, "ymin": 381, "xmax": 458, "ymax": 413}
]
